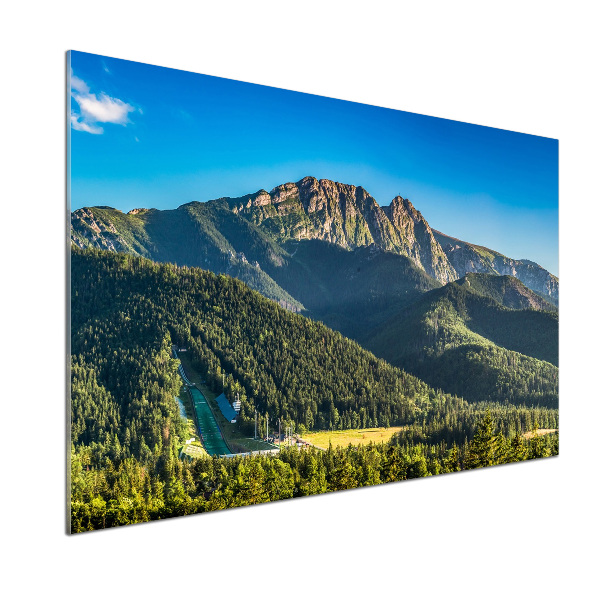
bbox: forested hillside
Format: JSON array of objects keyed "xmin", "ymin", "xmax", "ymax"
[
  {"xmin": 72, "ymin": 247, "xmax": 450, "ymax": 438},
  {"xmin": 365, "ymin": 276, "xmax": 558, "ymax": 407}
]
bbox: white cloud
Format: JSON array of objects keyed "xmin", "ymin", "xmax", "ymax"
[
  {"xmin": 70, "ymin": 74, "xmax": 89, "ymax": 94},
  {"xmin": 70, "ymin": 114, "xmax": 103, "ymax": 134},
  {"xmin": 74, "ymin": 92, "xmax": 134, "ymax": 124},
  {"xmin": 70, "ymin": 72, "xmax": 136, "ymax": 134}
]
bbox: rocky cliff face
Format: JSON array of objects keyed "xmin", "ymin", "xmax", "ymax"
[
  {"xmin": 382, "ymin": 196, "xmax": 457, "ymax": 284},
  {"xmin": 491, "ymin": 258, "xmax": 558, "ymax": 302},
  {"xmin": 71, "ymin": 208, "xmax": 134, "ymax": 253},
  {"xmin": 229, "ymin": 177, "xmax": 458, "ymax": 283},
  {"xmin": 455, "ymin": 273, "xmax": 557, "ymax": 312},
  {"xmin": 438, "ymin": 238, "xmax": 558, "ymax": 304}
]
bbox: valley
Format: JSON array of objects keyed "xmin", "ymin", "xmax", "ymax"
[{"xmin": 69, "ymin": 177, "xmax": 559, "ymax": 531}]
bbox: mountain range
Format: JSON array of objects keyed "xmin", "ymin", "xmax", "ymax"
[
  {"xmin": 71, "ymin": 176, "xmax": 558, "ymax": 407},
  {"xmin": 71, "ymin": 176, "xmax": 557, "ymax": 301}
]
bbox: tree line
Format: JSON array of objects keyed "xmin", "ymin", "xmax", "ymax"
[{"xmin": 71, "ymin": 413, "xmax": 557, "ymax": 532}]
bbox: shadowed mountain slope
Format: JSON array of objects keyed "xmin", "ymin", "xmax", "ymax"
[
  {"xmin": 364, "ymin": 275, "xmax": 558, "ymax": 407},
  {"xmin": 71, "ymin": 202, "xmax": 304, "ymax": 310}
]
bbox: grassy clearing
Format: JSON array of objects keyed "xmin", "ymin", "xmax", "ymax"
[
  {"xmin": 301, "ymin": 427, "xmax": 404, "ymax": 449},
  {"xmin": 178, "ymin": 353, "xmax": 277, "ymax": 453},
  {"xmin": 522, "ymin": 428, "xmax": 558, "ymax": 440},
  {"xmin": 180, "ymin": 443, "xmax": 208, "ymax": 459}
]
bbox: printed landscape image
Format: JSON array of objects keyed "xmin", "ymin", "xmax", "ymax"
[{"xmin": 68, "ymin": 51, "xmax": 558, "ymax": 533}]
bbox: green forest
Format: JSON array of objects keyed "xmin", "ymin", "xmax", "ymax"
[
  {"xmin": 70, "ymin": 248, "xmax": 558, "ymax": 532},
  {"xmin": 71, "ymin": 421, "xmax": 557, "ymax": 532}
]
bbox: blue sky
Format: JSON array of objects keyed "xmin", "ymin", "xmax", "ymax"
[{"xmin": 69, "ymin": 50, "xmax": 559, "ymax": 275}]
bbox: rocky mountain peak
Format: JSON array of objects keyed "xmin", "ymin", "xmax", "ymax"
[
  {"xmin": 385, "ymin": 195, "xmax": 420, "ymax": 223},
  {"xmin": 224, "ymin": 177, "xmax": 457, "ymax": 283},
  {"xmin": 251, "ymin": 189, "xmax": 271, "ymax": 207}
]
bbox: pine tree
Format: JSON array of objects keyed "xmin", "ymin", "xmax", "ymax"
[{"xmin": 466, "ymin": 411, "xmax": 507, "ymax": 469}]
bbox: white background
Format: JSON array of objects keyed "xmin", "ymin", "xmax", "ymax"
[{"xmin": 2, "ymin": 1, "xmax": 598, "ymax": 598}]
